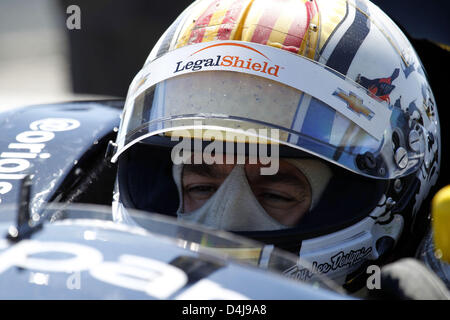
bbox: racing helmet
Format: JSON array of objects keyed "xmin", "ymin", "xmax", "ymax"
[{"xmin": 110, "ymin": 0, "xmax": 441, "ymax": 287}]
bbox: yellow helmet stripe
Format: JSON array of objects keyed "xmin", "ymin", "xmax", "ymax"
[
  {"xmin": 176, "ymin": 0, "xmax": 216, "ymax": 48},
  {"xmin": 297, "ymin": 0, "xmax": 319, "ymax": 58},
  {"xmin": 188, "ymin": 0, "xmax": 224, "ymax": 44},
  {"xmin": 217, "ymin": 0, "xmax": 254, "ymax": 40},
  {"xmin": 316, "ymin": 0, "xmax": 347, "ymax": 54},
  {"xmin": 249, "ymin": 0, "xmax": 286, "ymax": 45},
  {"xmin": 201, "ymin": 0, "xmax": 236, "ymax": 43},
  {"xmin": 266, "ymin": 0, "xmax": 303, "ymax": 50}
]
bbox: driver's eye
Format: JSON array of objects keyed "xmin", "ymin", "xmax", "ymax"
[
  {"xmin": 258, "ymin": 192, "xmax": 294, "ymax": 203},
  {"xmin": 185, "ymin": 185, "xmax": 217, "ymax": 199},
  {"xmin": 255, "ymin": 189, "xmax": 306, "ymax": 210}
]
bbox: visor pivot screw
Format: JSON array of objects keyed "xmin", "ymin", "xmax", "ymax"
[
  {"xmin": 394, "ymin": 147, "xmax": 408, "ymax": 170},
  {"xmin": 356, "ymin": 152, "xmax": 377, "ymax": 171},
  {"xmin": 386, "ymin": 197, "xmax": 396, "ymax": 209},
  {"xmin": 408, "ymin": 130, "xmax": 421, "ymax": 152},
  {"xmin": 310, "ymin": 24, "xmax": 318, "ymax": 32},
  {"xmin": 394, "ymin": 179, "xmax": 403, "ymax": 193}
]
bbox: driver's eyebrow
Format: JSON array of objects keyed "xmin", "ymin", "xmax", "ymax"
[
  {"xmin": 251, "ymin": 172, "xmax": 308, "ymax": 189},
  {"xmin": 183, "ymin": 164, "xmax": 230, "ymax": 179}
]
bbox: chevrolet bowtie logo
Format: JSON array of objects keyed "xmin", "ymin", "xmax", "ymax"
[{"xmin": 333, "ymin": 89, "xmax": 375, "ymax": 120}]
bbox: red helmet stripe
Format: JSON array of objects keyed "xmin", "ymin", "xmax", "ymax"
[
  {"xmin": 188, "ymin": 0, "xmax": 223, "ymax": 44},
  {"xmin": 282, "ymin": 0, "xmax": 318, "ymax": 53},
  {"xmin": 281, "ymin": 2, "xmax": 308, "ymax": 53},
  {"xmin": 250, "ymin": 0, "xmax": 287, "ymax": 45},
  {"xmin": 217, "ymin": 0, "xmax": 247, "ymax": 40}
]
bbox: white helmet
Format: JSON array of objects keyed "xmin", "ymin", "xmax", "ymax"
[{"xmin": 110, "ymin": 0, "xmax": 441, "ymax": 289}]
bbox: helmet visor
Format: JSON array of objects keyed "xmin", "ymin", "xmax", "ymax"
[{"xmin": 113, "ymin": 69, "xmax": 424, "ymax": 179}]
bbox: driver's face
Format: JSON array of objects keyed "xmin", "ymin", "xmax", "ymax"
[{"xmin": 182, "ymin": 159, "xmax": 312, "ymax": 226}]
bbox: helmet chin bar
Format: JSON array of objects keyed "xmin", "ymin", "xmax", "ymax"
[
  {"xmin": 339, "ymin": 174, "xmax": 423, "ymax": 290},
  {"xmin": 293, "ymin": 213, "xmax": 404, "ymax": 290},
  {"xmin": 311, "ymin": 173, "xmax": 425, "ymax": 290},
  {"xmin": 343, "ymin": 215, "xmax": 404, "ymax": 292}
]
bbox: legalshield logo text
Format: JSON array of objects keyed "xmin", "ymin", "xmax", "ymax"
[{"xmin": 174, "ymin": 43, "xmax": 281, "ymax": 77}]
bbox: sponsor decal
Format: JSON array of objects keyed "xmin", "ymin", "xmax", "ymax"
[
  {"xmin": 174, "ymin": 43, "xmax": 281, "ymax": 77},
  {"xmin": 284, "ymin": 247, "xmax": 372, "ymax": 281},
  {"xmin": 0, "ymin": 118, "xmax": 80, "ymax": 204},
  {"xmin": 0, "ymin": 239, "xmax": 247, "ymax": 299},
  {"xmin": 333, "ymin": 89, "xmax": 375, "ymax": 120}
]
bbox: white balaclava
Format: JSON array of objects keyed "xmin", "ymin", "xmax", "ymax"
[{"xmin": 173, "ymin": 159, "xmax": 332, "ymax": 231}]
